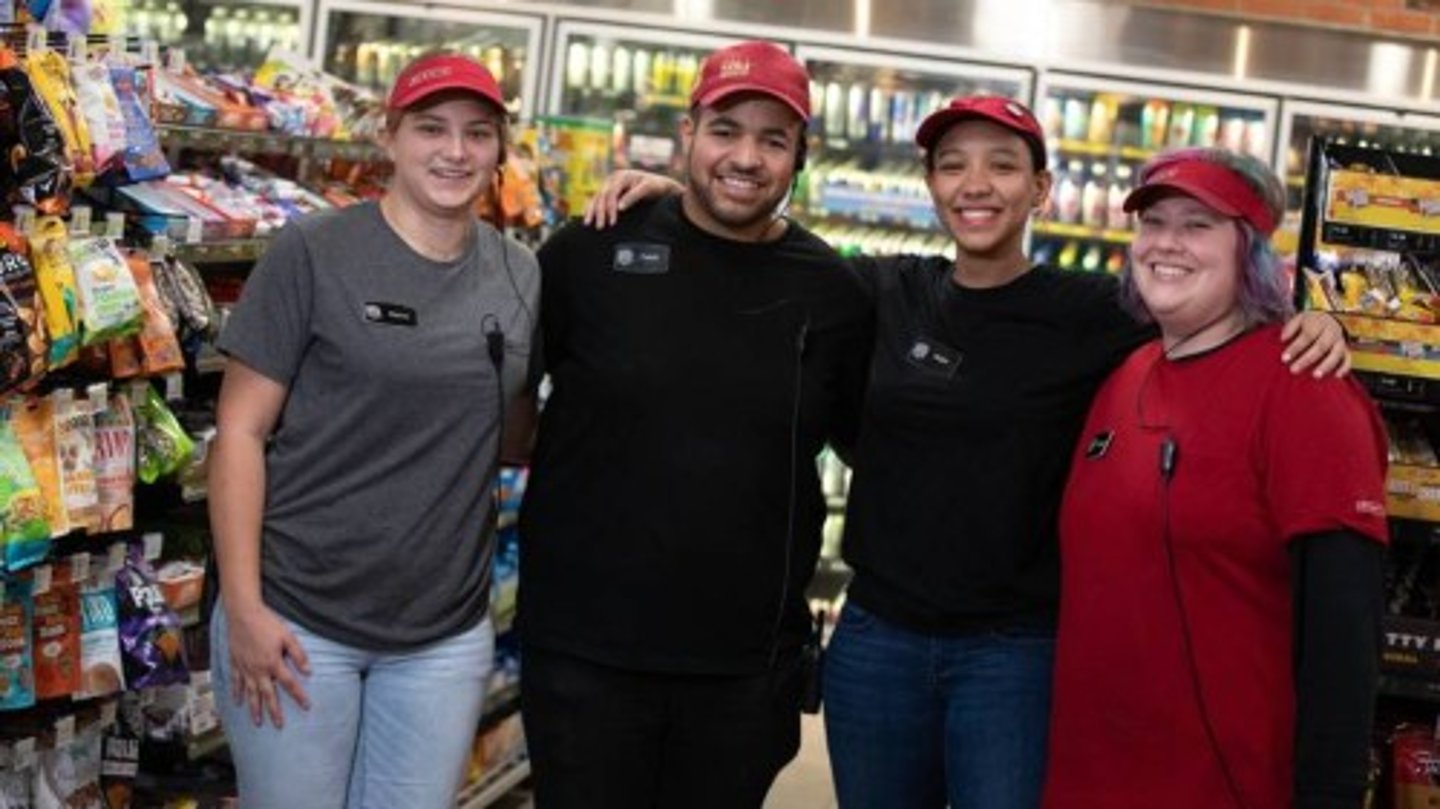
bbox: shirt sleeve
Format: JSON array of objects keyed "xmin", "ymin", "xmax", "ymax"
[
  {"xmin": 216, "ymin": 220, "xmax": 315, "ymax": 386},
  {"xmin": 535, "ymin": 222, "xmax": 575, "ymax": 376},
  {"xmin": 842, "ymin": 254, "xmax": 883, "ymax": 304},
  {"xmin": 1261, "ymin": 373, "xmax": 1390, "ymax": 545}
]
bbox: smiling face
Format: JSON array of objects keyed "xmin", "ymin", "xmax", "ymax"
[
  {"xmin": 1130, "ymin": 193, "xmax": 1247, "ymax": 348},
  {"xmin": 679, "ymin": 95, "xmax": 804, "ymax": 241},
  {"xmin": 382, "ymin": 91, "xmax": 503, "ymax": 220},
  {"xmin": 925, "ymin": 119, "xmax": 1050, "ymax": 264}
]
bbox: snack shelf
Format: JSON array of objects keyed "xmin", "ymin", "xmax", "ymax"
[
  {"xmin": 176, "ymin": 239, "xmax": 272, "ymax": 264},
  {"xmin": 1031, "ymin": 220, "xmax": 1134, "ymax": 244},
  {"xmin": 456, "ymin": 752, "xmax": 530, "ymax": 809},
  {"xmin": 1335, "ymin": 313, "xmax": 1440, "ymax": 346},
  {"xmin": 1388, "ymin": 465, "xmax": 1440, "ymax": 523},
  {"xmin": 158, "ymin": 124, "xmax": 385, "ymax": 161},
  {"xmin": 1320, "ymin": 222, "xmax": 1440, "ymax": 254}
]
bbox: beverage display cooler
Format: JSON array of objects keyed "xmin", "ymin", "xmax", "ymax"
[
  {"xmin": 1033, "ymin": 74, "xmax": 1277, "ymax": 273},
  {"xmin": 545, "ymin": 20, "xmax": 753, "ymax": 174},
  {"xmin": 315, "ymin": 0, "xmax": 544, "ymax": 117},
  {"xmin": 126, "ymin": 0, "xmax": 307, "ymax": 72},
  {"xmin": 794, "ymin": 45, "xmax": 1030, "ymax": 258}
]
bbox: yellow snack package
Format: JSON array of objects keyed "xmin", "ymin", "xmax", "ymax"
[
  {"xmin": 30, "ymin": 216, "xmax": 80, "ymax": 369},
  {"xmin": 25, "ymin": 50, "xmax": 95, "ymax": 187},
  {"xmin": 10, "ymin": 393, "xmax": 69, "ymax": 538}
]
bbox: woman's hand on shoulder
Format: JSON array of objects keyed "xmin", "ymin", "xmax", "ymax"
[
  {"xmin": 582, "ymin": 170, "xmax": 684, "ymax": 229},
  {"xmin": 1281, "ymin": 311, "xmax": 1351, "ymax": 379}
]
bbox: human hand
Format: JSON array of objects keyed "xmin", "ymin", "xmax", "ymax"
[
  {"xmin": 1281, "ymin": 311, "xmax": 1351, "ymax": 378},
  {"xmin": 226, "ymin": 602, "xmax": 312, "ymax": 728},
  {"xmin": 582, "ymin": 170, "xmax": 684, "ymax": 229}
]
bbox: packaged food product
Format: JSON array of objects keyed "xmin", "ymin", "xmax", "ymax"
[
  {"xmin": 0, "ymin": 48, "xmax": 70, "ymax": 212},
  {"xmin": 0, "ymin": 580, "xmax": 35, "ymax": 710},
  {"xmin": 108, "ymin": 66, "xmax": 169, "ymax": 184},
  {"xmin": 122, "ymin": 253, "xmax": 182, "ymax": 375},
  {"xmin": 70, "ymin": 60, "xmax": 126, "ymax": 175},
  {"xmin": 68, "ymin": 237, "xmax": 142, "ymax": 347},
  {"xmin": 0, "ymin": 243, "xmax": 45, "ymax": 392},
  {"xmin": 0, "ymin": 407, "xmax": 50, "ymax": 570},
  {"xmin": 30, "ymin": 217, "xmax": 80, "ymax": 369},
  {"xmin": 131, "ymin": 383, "xmax": 193, "ymax": 484},
  {"xmin": 25, "ymin": 50, "xmax": 95, "ymax": 187},
  {"xmin": 33, "ymin": 721, "xmax": 103, "ymax": 809},
  {"xmin": 76, "ymin": 576, "xmax": 124, "ymax": 699},
  {"xmin": 32, "ymin": 567, "xmax": 81, "ymax": 700},
  {"xmin": 116, "ymin": 545, "xmax": 188, "ymax": 689},
  {"xmin": 92, "ymin": 390, "xmax": 134, "ymax": 533},
  {"xmin": 0, "ymin": 764, "xmax": 31, "ymax": 808},
  {"xmin": 151, "ymin": 255, "xmax": 213, "ymax": 339},
  {"xmin": 52, "ymin": 388, "xmax": 99, "ymax": 534},
  {"xmin": 1394, "ymin": 724, "xmax": 1440, "ymax": 808},
  {"xmin": 11, "ymin": 394, "xmax": 69, "ymax": 537},
  {"xmin": 106, "ymin": 336, "xmax": 141, "ymax": 379},
  {"xmin": 100, "ymin": 720, "xmax": 138, "ymax": 809}
]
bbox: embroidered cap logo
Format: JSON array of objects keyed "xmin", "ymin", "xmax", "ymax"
[{"xmin": 718, "ymin": 58, "xmax": 752, "ymax": 79}]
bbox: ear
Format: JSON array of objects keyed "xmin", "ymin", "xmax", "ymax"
[
  {"xmin": 1033, "ymin": 169, "xmax": 1054, "ymax": 210},
  {"xmin": 680, "ymin": 114, "xmax": 696, "ymax": 156}
]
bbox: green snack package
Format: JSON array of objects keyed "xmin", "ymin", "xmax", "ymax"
[
  {"xmin": 0, "ymin": 404, "xmax": 50, "ymax": 571},
  {"xmin": 130, "ymin": 383, "xmax": 194, "ymax": 484}
]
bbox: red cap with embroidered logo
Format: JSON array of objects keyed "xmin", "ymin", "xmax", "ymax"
[
  {"xmin": 915, "ymin": 96, "xmax": 1047, "ymax": 170},
  {"xmin": 690, "ymin": 41, "xmax": 811, "ymax": 121},
  {"xmin": 387, "ymin": 53, "xmax": 506, "ymax": 113},
  {"xmin": 1123, "ymin": 157, "xmax": 1278, "ymax": 236}
]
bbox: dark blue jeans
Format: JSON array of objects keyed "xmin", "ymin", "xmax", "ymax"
[{"xmin": 823, "ymin": 602, "xmax": 1054, "ymax": 809}]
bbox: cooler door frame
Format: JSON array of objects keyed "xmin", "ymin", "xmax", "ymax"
[
  {"xmin": 793, "ymin": 44, "xmax": 1033, "ymax": 102},
  {"xmin": 1277, "ymin": 98, "xmax": 1440, "ymax": 177},
  {"xmin": 312, "ymin": 0, "xmax": 546, "ymax": 120}
]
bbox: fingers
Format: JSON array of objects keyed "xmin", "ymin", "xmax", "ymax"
[
  {"xmin": 282, "ymin": 630, "xmax": 312, "ymax": 676},
  {"xmin": 1284, "ymin": 338, "xmax": 1326, "ymax": 376},
  {"xmin": 1306, "ymin": 339, "xmax": 1351, "ymax": 379}
]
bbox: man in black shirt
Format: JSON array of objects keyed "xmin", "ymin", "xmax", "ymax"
[{"xmin": 518, "ymin": 40, "xmax": 872, "ymax": 809}]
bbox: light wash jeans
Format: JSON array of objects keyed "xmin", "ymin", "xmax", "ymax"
[{"xmin": 210, "ymin": 601, "xmax": 494, "ymax": 809}]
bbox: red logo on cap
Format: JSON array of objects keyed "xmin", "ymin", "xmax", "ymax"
[{"xmin": 407, "ymin": 66, "xmax": 454, "ymax": 88}]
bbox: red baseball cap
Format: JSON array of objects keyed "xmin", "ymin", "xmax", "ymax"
[
  {"xmin": 915, "ymin": 96, "xmax": 1047, "ymax": 170},
  {"xmin": 1123, "ymin": 157, "xmax": 1278, "ymax": 236},
  {"xmin": 690, "ymin": 41, "xmax": 810, "ymax": 121},
  {"xmin": 387, "ymin": 52, "xmax": 506, "ymax": 113}
]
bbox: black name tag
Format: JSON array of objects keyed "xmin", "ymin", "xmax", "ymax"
[
  {"xmin": 905, "ymin": 336, "xmax": 962, "ymax": 378},
  {"xmin": 613, "ymin": 243, "xmax": 671, "ymax": 274},
  {"xmin": 1085, "ymin": 430, "xmax": 1114, "ymax": 460},
  {"xmin": 363, "ymin": 302, "xmax": 417, "ymax": 327}
]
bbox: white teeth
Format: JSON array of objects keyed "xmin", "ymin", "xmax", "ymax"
[
  {"xmin": 959, "ymin": 210, "xmax": 997, "ymax": 221},
  {"xmin": 1151, "ymin": 263, "xmax": 1190, "ymax": 279}
]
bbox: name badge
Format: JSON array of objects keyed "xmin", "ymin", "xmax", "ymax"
[
  {"xmin": 613, "ymin": 243, "xmax": 671, "ymax": 274},
  {"xmin": 1085, "ymin": 430, "xmax": 1115, "ymax": 460},
  {"xmin": 905, "ymin": 336, "xmax": 962, "ymax": 378},
  {"xmin": 363, "ymin": 302, "xmax": 417, "ymax": 327}
]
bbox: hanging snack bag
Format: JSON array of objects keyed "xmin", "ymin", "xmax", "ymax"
[
  {"xmin": 26, "ymin": 49, "xmax": 95, "ymax": 188},
  {"xmin": 0, "ymin": 48, "xmax": 69, "ymax": 212},
  {"xmin": 53, "ymin": 388, "xmax": 99, "ymax": 534},
  {"xmin": 131, "ymin": 383, "xmax": 193, "ymax": 484},
  {"xmin": 12, "ymin": 394, "xmax": 68, "ymax": 537},
  {"xmin": 71, "ymin": 60, "xmax": 125, "ymax": 176},
  {"xmin": 0, "ymin": 406, "xmax": 50, "ymax": 570},
  {"xmin": 92, "ymin": 389, "xmax": 134, "ymax": 533},
  {"xmin": 151, "ymin": 254, "xmax": 213, "ymax": 339},
  {"xmin": 0, "ymin": 243, "xmax": 45, "ymax": 392},
  {"xmin": 68, "ymin": 237, "xmax": 142, "ymax": 347},
  {"xmin": 76, "ymin": 572, "xmax": 124, "ymax": 699},
  {"xmin": 108, "ymin": 66, "xmax": 168, "ymax": 183},
  {"xmin": 0, "ymin": 580, "xmax": 35, "ymax": 710},
  {"xmin": 115, "ymin": 544, "xmax": 188, "ymax": 688},
  {"xmin": 106, "ymin": 336, "xmax": 141, "ymax": 379},
  {"xmin": 124, "ymin": 253, "xmax": 183, "ymax": 375},
  {"xmin": 33, "ymin": 720, "xmax": 103, "ymax": 809},
  {"xmin": 30, "ymin": 217, "xmax": 80, "ymax": 369},
  {"xmin": 32, "ymin": 564, "xmax": 81, "ymax": 700}
]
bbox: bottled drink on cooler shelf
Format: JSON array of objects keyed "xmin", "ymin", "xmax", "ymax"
[
  {"xmin": 1108, "ymin": 165, "xmax": 1132, "ymax": 231},
  {"xmin": 565, "ymin": 41, "xmax": 588, "ymax": 90},
  {"xmin": 588, "ymin": 44, "xmax": 610, "ymax": 92},
  {"xmin": 1192, "ymin": 105, "xmax": 1220, "ymax": 147},
  {"xmin": 1168, "ymin": 103, "xmax": 1195, "ymax": 148},
  {"xmin": 824, "ymin": 82, "xmax": 845, "ymax": 139},
  {"xmin": 1061, "ymin": 96, "xmax": 1089, "ymax": 141},
  {"xmin": 631, "ymin": 49, "xmax": 651, "ymax": 95},
  {"xmin": 1081, "ymin": 163, "xmax": 1107, "ymax": 229},
  {"xmin": 611, "ymin": 46, "xmax": 630, "ymax": 94},
  {"xmin": 847, "ymin": 83, "xmax": 868, "ymax": 142},
  {"xmin": 1056, "ymin": 161, "xmax": 1083, "ymax": 225},
  {"xmin": 1141, "ymin": 98, "xmax": 1169, "ymax": 150}
]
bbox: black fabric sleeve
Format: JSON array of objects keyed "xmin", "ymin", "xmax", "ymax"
[
  {"xmin": 842, "ymin": 254, "xmax": 883, "ymax": 304},
  {"xmin": 1291, "ymin": 529, "xmax": 1384, "ymax": 809}
]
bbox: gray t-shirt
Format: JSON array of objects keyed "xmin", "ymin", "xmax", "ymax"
[{"xmin": 218, "ymin": 201, "xmax": 540, "ymax": 650}]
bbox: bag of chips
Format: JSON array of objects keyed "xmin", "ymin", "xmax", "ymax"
[
  {"xmin": 0, "ymin": 579, "xmax": 35, "ymax": 710},
  {"xmin": 30, "ymin": 217, "xmax": 80, "ymax": 369},
  {"xmin": 0, "ymin": 48, "xmax": 69, "ymax": 212},
  {"xmin": 115, "ymin": 545, "xmax": 188, "ymax": 689},
  {"xmin": 32, "ymin": 565, "xmax": 81, "ymax": 700},
  {"xmin": 68, "ymin": 237, "xmax": 142, "ymax": 347},
  {"xmin": 92, "ymin": 390, "xmax": 134, "ymax": 533},
  {"xmin": 106, "ymin": 335, "xmax": 141, "ymax": 379},
  {"xmin": 76, "ymin": 574, "xmax": 124, "ymax": 700},
  {"xmin": 33, "ymin": 720, "xmax": 102, "ymax": 809},
  {"xmin": 123, "ymin": 253, "xmax": 183, "ymax": 375},
  {"xmin": 52, "ymin": 387, "xmax": 98, "ymax": 534},
  {"xmin": 108, "ymin": 66, "xmax": 168, "ymax": 184},
  {"xmin": 25, "ymin": 50, "xmax": 95, "ymax": 188},
  {"xmin": 0, "ymin": 405, "xmax": 49, "ymax": 571},
  {"xmin": 0, "ymin": 244, "xmax": 45, "ymax": 393},
  {"xmin": 70, "ymin": 60, "xmax": 125, "ymax": 175},
  {"xmin": 131, "ymin": 383, "xmax": 193, "ymax": 484}
]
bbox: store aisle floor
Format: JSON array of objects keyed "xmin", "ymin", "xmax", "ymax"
[{"xmin": 764, "ymin": 711, "xmax": 836, "ymax": 808}]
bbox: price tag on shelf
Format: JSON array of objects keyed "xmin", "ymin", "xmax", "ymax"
[
  {"xmin": 54, "ymin": 715, "xmax": 74, "ymax": 747},
  {"xmin": 32, "ymin": 563, "xmax": 51, "ymax": 596},
  {"xmin": 107, "ymin": 542, "xmax": 126, "ymax": 574},
  {"xmin": 105, "ymin": 212, "xmax": 124, "ymax": 239},
  {"xmin": 185, "ymin": 216, "xmax": 203, "ymax": 245},
  {"xmin": 70, "ymin": 552, "xmax": 90, "ymax": 583},
  {"xmin": 142, "ymin": 532, "xmax": 163, "ymax": 562},
  {"xmin": 107, "ymin": 34, "xmax": 124, "ymax": 55},
  {"xmin": 16, "ymin": 205, "xmax": 35, "ymax": 237},
  {"xmin": 141, "ymin": 40, "xmax": 159, "ymax": 68},
  {"xmin": 70, "ymin": 205, "xmax": 91, "ymax": 236},
  {"xmin": 164, "ymin": 372, "xmax": 184, "ymax": 402},
  {"xmin": 166, "ymin": 47, "xmax": 187, "ymax": 74},
  {"xmin": 151, "ymin": 234, "xmax": 172, "ymax": 258},
  {"xmin": 66, "ymin": 34, "xmax": 86, "ymax": 61},
  {"xmin": 26, "ymin": 25, "xmax": 47, "ymax": 55}
]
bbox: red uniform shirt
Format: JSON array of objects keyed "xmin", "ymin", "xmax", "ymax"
[{"xmin": 1044, "ymin": 324, "xmax": 1388, "ymax": 809}]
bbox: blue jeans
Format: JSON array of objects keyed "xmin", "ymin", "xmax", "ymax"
[
  {"xmin": 823, "ymin": 602, "xmax": 1054, "ymax": 809},
  {"xmin": 211, "ymin": 601, "xmax": 494, "ymax": 809}
]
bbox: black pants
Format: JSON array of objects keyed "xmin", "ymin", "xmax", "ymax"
[{"xmin": 521, "ymin": 644, "xmax": 803, "ymax": 809}]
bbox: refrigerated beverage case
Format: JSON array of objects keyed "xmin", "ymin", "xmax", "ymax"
[
  {"xmin": 1218, "ymin": 115, "xmax": 1246, "ymax": 152},
  {"xmin": 1168, "ymin": 103, "xmax": 1195, "ymax": 148},
  {"xmin": 611, "ymin": 47, "xmax": 630, "ymax": 94},
  {"xmin": 1042, "ymin": 96, "xmax": 1063, "ymax": 140},
  {"xmin": 1193, "ymin": 106, "xmax": 1219, "ymax": 147},
  {"xmin": 1081, "ymin": 244, "xmax": 1103, "ymax": 272},
  {"xmin": 1082, "ymin": 163, "xmax": 1106, "ymax": 229},
  {"xmin": 588, "ymin": 44, "xmax": 609, "ymax": 92},
  {"xmin": 1108, "ymin": 165, "xmax": 1132, "ymax": 231},
  {"xmin": 1242, "ymin": 119, "xmax": 1267, "ymax": 158},
  {"xmin": 651, "ymin": 51, "xmax": 672, "ymax": 95},
  {"xmin": 1062, "ymin": 96, "xmax": 1089, "ymax": 141},
  {"xmin": 847, "ymin": 83, "xmax": 868, "ymax": 142},
  {"xmin": 891, "ymin": 89, "xmax": 914, "ymax": 144},
  {"xmin": 869, "ymin": 86, "xmax": 888, "ymax": 143},
  {"xmin": 566, "ymin": 41, "xmax": 588, "ymax": 90},
  {"xmin": 675, "ymin": 54, "xmax": 699, "ymax": 95},
  {"xmin": 631, "ymin": 49, "xmax": 651, "ymax": 95},
  {"xmin": 1056, "ymin": 161, "xmax": 1082, "ymax": 224},
  {"xmin": 824, "ymin": 82, "xmax": 845, "ymax": 139},
  {"xmin": 1087, "ymin": 96, "xmax": 1115, "ymax": 145}
]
